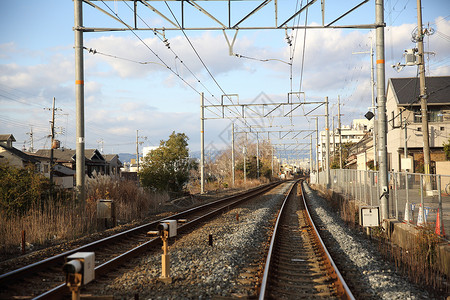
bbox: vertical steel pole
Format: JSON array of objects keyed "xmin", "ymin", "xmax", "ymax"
[
  {"xmin": 136, "ymin": 130, "xmax": 140, "ymax": 172},
  {"xmin": 256, "ymin": 132, "xmax": 260, "ymax": 179},
  {"xmin": 315, "ymin": 117, "xmax": 319, "ymax": 184},
  {"xmin": 437, "ymin": 175, "xmax": 444, "ymax": 235},
  {"xmin": 200, "ymin": 93, "xmax": 205, "ymax": 194},
  {"xmin": 404, "ymin": 118, "xmax": 408, "ymax": 167},
  {"xmin": 370, "ymin": 40, "xmax": 377, "ymax": 170},
  {"xmin": 338, "ymin": 96, "xmax": 343, "ymax": 169},
  {"xmin": 231, "ymin": 122, "xmax": 235, "ymax": 187},
  {"xmin": 271, "ymin": 145, "xmax": 274, "ymax": 177},
  {"xmin": 310, "ymin": 135, "xmax": 313, "ymax": 176},
  {"xmin": 325, "ymin": 97, "xmax": 330, "ymax": 188},
  {"xmin": 75, "ymin": 0, "xmax": 86, "ymax": 205},
  {"xmin": 376, "ymin": 0, "xmax": 389, "ymax": 222},
  {"xmin": 243, "ymin": 146, "xmax": 247, "ymax": 185}
]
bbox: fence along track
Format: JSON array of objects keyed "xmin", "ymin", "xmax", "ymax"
[
  {"xmin": 259, "ymin": 181, "xmax": 354, "ymax": 299},
  {"xmin": 0, "ymin": 181, "xmax": 282, "ymax": 300}
]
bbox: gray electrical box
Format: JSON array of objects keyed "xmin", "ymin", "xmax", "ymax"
[
  {"xmin": 162, "ymin": 220, "xmax": 177, "ymax": 238},
  {"xmin": 359, "ymin": 206, "xmax": 380, "ymax": 227},
  {"xmin": 66, "ymin": 252, "xmax": 95, "ymax": 285}
]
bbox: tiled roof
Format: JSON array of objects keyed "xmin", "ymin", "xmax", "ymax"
[
  {"xmin": 0, "ymin": 144, "xmax": 40, "ymax": 164},
  {"xmin": 0, "ymin": 134, "xmax": 16, "ymax": 142},
  {"xmin": 389, "ymin": 76, "xmax": 450, "ymax": 106}
]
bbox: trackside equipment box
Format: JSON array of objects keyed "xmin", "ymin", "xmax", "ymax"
[
  {"xmin": 359, "ymin": 206, "xmax": 380, "ymax": 227},
  {"xmin": 66, "ymin": 252, "xmax": 95, "ymax": 285}
]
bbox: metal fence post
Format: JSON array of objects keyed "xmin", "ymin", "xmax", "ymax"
[
  {"xmin": 419, "ymin": 174, "xmax": 425, "ymax": 225},
  {"xmin": 394, "ymin": 172, "xmax": 398, "ymax": 220}
]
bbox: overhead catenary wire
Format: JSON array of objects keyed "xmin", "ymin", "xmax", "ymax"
[{"xmin": 98, "ymin": 0, "xmax": 242, "ymax": 124}]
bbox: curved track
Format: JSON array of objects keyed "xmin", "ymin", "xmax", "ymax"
[
  {"xmin": 259, "ymin": 181, "xmax": 354, "ymax": 299},
  {"xmin": 0, "ymin": 181, "xmax": 282, "ymax": 299}
]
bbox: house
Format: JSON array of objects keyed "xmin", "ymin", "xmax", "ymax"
[
  {"xmin": 104, "ymin": 154, "xmax": 123, "ymax": 177},
  {"xmin": 0, "ymin": 134, "xmax": 41, "ymax": 170},
  {"xmin": 34, "ymin": 148, "xmax": 109, "ymax": 177},
  {"xmin": 345, "ymin": 132, "xmax": 375, "ymax": 170},
  {"xmin": 386, "ymin": 76, "xmax": 450, "ymax": 173}
]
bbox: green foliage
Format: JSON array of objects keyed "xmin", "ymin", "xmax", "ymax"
[
  {"xmin": 236, "ymin": 156, "xmax": 271, "ymax": 179},
  {"xmin": 443, "ymin": 138, "xmax": 450, "ymax": 160},
  {"xmin": 0, "ymin": 163, "xmax": 50, "ymax": 217},
  {"xmin": 139, "ymin": 132, "xmax": 197, "ymax": 195},
  {"xmin": 330, "ymin": 142, "xmax": 355, "ymax": 169}
]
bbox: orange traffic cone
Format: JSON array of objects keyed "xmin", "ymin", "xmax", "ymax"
[{"xmin": 435, "ymin": 208, "xmax": 446, "ymax": 236}]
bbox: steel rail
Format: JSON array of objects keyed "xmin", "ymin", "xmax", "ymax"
[
  {"xmin": 300, "ymin": 181, "xmax": 355, "ymax": 300},
  {"xmin": 258, "ymin": 181, "xmax": 297, "ymax": 299},
  {"xmin": 1, "ymin": 181, "xmax": 283, "ymax": 299},
  {"xmin": 258, "ymin": 180, "xmax": 355, "ymax": 300}
]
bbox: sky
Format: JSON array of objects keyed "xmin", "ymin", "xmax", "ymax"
[{"xmin": 0, "ymin": 0, "xmax": 449, "ymax": 161}]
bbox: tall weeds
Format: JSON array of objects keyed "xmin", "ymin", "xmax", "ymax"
[{"xmin": 0, "ymin": 174, "xmax": 168, "ymax": 259}]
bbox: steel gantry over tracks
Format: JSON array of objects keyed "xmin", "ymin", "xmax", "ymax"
[{"xmin": 74, "ymin": 0, "xmax": 389, "ymax": 221}]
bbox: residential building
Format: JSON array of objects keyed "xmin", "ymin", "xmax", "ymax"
[
  {"xmin": 318, "ymin": 119, "xmax": 372, "ymax": 169},
  {"xmin": 0, "ymin": 134, "xmax": 41, "ymax": 170},
  {"xmin": 104, "ymin": 154, "xmax": 123, "ymax": 177},
  {"xmin": 386, "ymin": 76, "xmax": 450, "ymax": 173},
  {"xmin": 34, "ymin": 148, "xmax": 111, "ymax": 177}
]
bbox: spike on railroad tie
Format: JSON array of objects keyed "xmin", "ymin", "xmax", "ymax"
[
  {"xmin": 435, "ymin": 208, "xmax": 446, "ymax": 236},
  {"xmin": 209, "ymin": 234, "xmax": 213, "ymax": 247}
]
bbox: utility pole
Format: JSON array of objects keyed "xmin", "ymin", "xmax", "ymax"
[
  {"xmin": 375, "ymin": 0, "xmax": 389, "ymax": 221},
  {"xmin": 200, "ymin": 93, "xmax": 205, "ymax": 194},
  {"xmin": 50, "ymin": 97, "xmax": 56, "ymax": 189},
  {"xmin": 416, "ymin": 0, "xmax": 432, "ymax": 191},
  {"xmin": 74, "ymin": 0, "xmax": 86, "ymax": 206},
  {"xmin": 338, "ymin": 96, "xmax": 343, "ymax": 169},
  {"xmin": 136, "ymin": 130, "xmax": 147, "ymax": 177},
  {"xmin": 97, "ymin": 138, "xmax": 104, "ymax": 153},
  {"xmin": 231, "ymin": 122, "xmax": 235, "ymax": 187},
  {"xmin": 353, "ymin": 39, "xmax": 377, "ymax": 169},
  {"xmin": 325, "ymin": 97, "xmax": 330, "ymax": 188},
  {"xmin": 26, "ymin": 126, "xmax": 34, "ymax": 153},
  {"xmin": 404, "ymin": 117, "xmax": 408, "ymax": 164}
]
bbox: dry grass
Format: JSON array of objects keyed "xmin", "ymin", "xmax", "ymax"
[{"xmin": 0, "ymin": 175, "xmax": 169, "ymax": 259}]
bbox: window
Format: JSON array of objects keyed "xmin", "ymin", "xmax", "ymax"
[
  {"xmin": 417, "ymin": 127, "xmax": 422, "ymax": 132},
  {"xmin": 441, "ymin": 127, "xmax": 445, "ymax": 131},
  {"xmin": 412, "ymin": 107, "xmax": 444, "ymax": 123}
]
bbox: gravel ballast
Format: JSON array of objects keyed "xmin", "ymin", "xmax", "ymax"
[
  {"xmin": 86, "ymin": 182, "xmax": 293, "ymax": 299},
  {"xmin": 76, "ymin": 180, "xmax": 443, "ymax": 299},
  {"xmin": 302, "ymin": 182, "xmax": 437, "ymax": 300}
]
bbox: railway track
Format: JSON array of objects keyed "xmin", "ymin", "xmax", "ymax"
[
  {"xmin": 259, "ymin": 181, "xmax": 354, "ymax": 299},
  {"xmin": 0, "ymin": 181, "xmax": 282, "ymax": 299}
]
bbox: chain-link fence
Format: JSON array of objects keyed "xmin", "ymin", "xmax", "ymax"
[{"xmin": 314, "ymin": 169, "xmax": 449, "ymax": 239}]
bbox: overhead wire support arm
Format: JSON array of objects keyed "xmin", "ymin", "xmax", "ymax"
[
  {"xmin": 83, "ymin": 0, "xmax": 133, "ymax": 28},
  {"xmin": 139, "ymin": 1, "xmax": 180, "ymax": 28},
  {"xmin": 325, "ymin": 0, "xmax": 370, "ymax": 27},
  {"xmin": 233, "ymin": 0, "xmax": 272, "ymax": 28},
  {"xmin": 278, "ymin": 0, "xmax": 317, "ymax": 28}
]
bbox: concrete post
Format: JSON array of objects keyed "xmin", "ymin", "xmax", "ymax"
[{"xmin": 74, "ymin": 0, "xmax": 86, "ymax": 206}]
